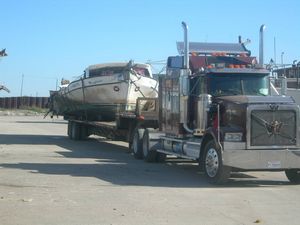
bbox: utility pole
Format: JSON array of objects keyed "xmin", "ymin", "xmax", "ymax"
[
  {"xmin": 281, "ymin": 52, "xmax": 284, "ymax": 66},
  {"xmin": 274, "ymin": 37, "xmax": 276, "ymax": 65},
  {"xmin": 20, "ymin": 74, "xmax": 24, "ymax": 96}
]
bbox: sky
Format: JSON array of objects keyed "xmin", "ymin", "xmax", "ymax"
[{"xmin": 0, "ymin": 0, "xmax": 299, "ymax": 97}]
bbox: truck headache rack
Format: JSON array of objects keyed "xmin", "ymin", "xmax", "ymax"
[
  {"xmin": 135, "ymin": 97, "xmax": 159, "ymax": 120},
  {"xmin": 177, "ymin": 42, "xmax": 250, "ymax": 56}
]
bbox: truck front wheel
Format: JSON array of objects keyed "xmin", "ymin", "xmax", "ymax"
[
  {"xmin": 203, "ymin": 140, "xmax": 231, "ymax": 184},
  {"xmin": 285, "ymin": 169, "xmax": 300, "ymax": 184}
]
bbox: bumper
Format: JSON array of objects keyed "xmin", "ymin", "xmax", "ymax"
[{"xmin": 223, "ymin": 142, "xmax": 300, "ymax": 170}]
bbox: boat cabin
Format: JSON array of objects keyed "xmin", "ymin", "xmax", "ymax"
[{"xmin": 84, "ymin": 62, "xmax": 153, "ymax": 78}]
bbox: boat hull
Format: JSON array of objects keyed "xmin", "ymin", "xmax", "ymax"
[{"xmin": 52, "ymin": 72, "xmax": 158, "ymax": 120}]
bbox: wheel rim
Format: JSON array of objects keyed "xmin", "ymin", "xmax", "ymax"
[{"xmin": 205, "ymin": 148, "xmax": 219, "ymax": 178}]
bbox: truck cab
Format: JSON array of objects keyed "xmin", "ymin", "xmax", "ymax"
[{"xmin": 137, "ymin": 25, "xmax": 300, "ymax": 184}]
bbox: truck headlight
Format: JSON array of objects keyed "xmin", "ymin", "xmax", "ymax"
[{"xmin": 224, "ymin": 132, "xmax": 242, "ymax": 142}]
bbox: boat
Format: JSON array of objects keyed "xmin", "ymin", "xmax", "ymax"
[
  {"xmin": 50, "ymin": 60, "xmax": 158, "ymax": 121},
  {"xmin": 272, "ymin": 65, "xmax": 300, "ymax": 105}
]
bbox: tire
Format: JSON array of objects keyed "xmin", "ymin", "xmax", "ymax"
[
  {"xmin": 67, "ymin": 121, "xmax": 73, "ymax": 139},
  {"xmin": 132, "ymin": 128, "xmax": 144, "ymax": 159},
  {"xmin": 142, "ymin": 129, "xmax": 157, "ymax": 162},
  {"xmin": 80, "ymin": 124, "xmax": 89, "ymax": 140},
  {"xmin": 156, "ymin": 152, "xmax": 166, "ymax": 163},
  {"xmin": 71, "ymin": 122, "xmax": 81, "ymax": 140},
  {"xmin": 203, "ymin": 140, "xmax": 231, "ymax": 184},
  {"xmin": 285, "ymin": 169, "xmax": 300, "ymax": 184}
]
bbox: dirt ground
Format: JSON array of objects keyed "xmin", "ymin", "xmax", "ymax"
[{"xmin": 0, "ymin": 116, "xmax": 299, "ymax": 225}]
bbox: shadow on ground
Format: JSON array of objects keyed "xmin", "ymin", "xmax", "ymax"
[
  {"xmin": 0, "ymin": 134, "xmax": 290, "ymax": 188},
  {"xmin": 16, "ymin": 120, "xmax": 67, "ymax": 124}
]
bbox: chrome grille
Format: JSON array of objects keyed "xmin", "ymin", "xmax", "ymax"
[{"xmin": 250, "ymin": 109, "xmax": 296, "ymax": 146}]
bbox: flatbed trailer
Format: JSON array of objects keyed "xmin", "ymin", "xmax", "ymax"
[{"xmin": 65, "ymin": 97, "xmax": 159, "ymax": 147}]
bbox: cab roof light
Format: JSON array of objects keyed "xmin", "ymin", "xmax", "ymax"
[
  {"xmin": 211, "ymin": 52, "xmax": 227, "ymax": 57},
  {"xmin": 240, "ymin": 53, "xmax": 247, "ymax": 57},
  {"xmin": 207, "ymin": 64, "xmax": 215, "ymax": 69}
]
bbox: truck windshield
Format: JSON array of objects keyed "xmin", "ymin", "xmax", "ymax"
[{"xmin": 208, "ymin": 74, "xmax": 269, "ymax": 97}]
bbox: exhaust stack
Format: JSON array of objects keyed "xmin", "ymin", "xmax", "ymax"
[
  {"xmin": 259, "ymin": 24, "xmax": 266, "ymax": 66},
  {"xmin": 180, "ymin": 22, "xmax": 193, "ymax": 134},
  {"xmin": 182, "ymin": 22, "xmax": 189, "ymax": 70}
]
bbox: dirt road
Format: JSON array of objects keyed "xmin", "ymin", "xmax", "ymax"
[{"xmin": 0, "ymin": 116, "xmax": 299, "ymax": 225}]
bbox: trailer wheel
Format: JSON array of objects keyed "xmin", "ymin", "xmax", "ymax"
[
  {"xmin": 80, "ymin": 124, "xmax": 89, "ymax": 140},
  {"xmin": 285, "ymin": 169, "xmax": 300, "ymax": 184},
  {"xmin": 156, "ymin": 153, "xmax": 166, "ymax": 163},
  {"xmin": 203, "ymin": 140, "xmax": 231, "ymax": 184},
  {"xmin": 132, "ymin": 128, "xmax": 144, "ymax": 159},
  {"xmin": 71, "ymin": 122, "xmax": 81, "ymax": 140},
  {"xmin": 142, "ymin": 129, "xmax": 157, "ymax": 162},
  {"xmin": 67, "ymin": 121, "xmax": 73, "ymax": 139}
]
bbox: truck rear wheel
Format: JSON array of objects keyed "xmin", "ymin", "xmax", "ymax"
[
  {"xmin": 142, "ymin": 129, "xmax": 157, "ymax": 162},
  {"xmin": 132, "ymin": 128, "xmax": 144, "ymax": 159},
  {"xmin": 203, "ymin": 140, "xmax": 231, "ymax": 184},
  {"xmin": 285, "ymin": 169, "xmax": 300, "ymax": 184}
]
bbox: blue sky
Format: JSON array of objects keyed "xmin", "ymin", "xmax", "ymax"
[{"xmin": 0, "ymin": 0, "xmax": 299, "ymax": 97}]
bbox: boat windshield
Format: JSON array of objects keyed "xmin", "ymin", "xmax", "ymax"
[
  {"xmin": 89, "ymin": 67, "xmax": 124, "ymax": 77},
  {"xmin": 208, "ymin": 73, "xmax": 269, "ymax": 97},
  {"xmin": 88, "ymin": 66, "xmax": 150, "ymax": 78},
  {"xmin": 132, "ymin": 67, "xmax": 150, "ymax": 77}
]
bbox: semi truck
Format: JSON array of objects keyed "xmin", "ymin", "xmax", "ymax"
[{"xmin": 61, "ymin": 22, "xmax": 300, "ymax": 184}]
